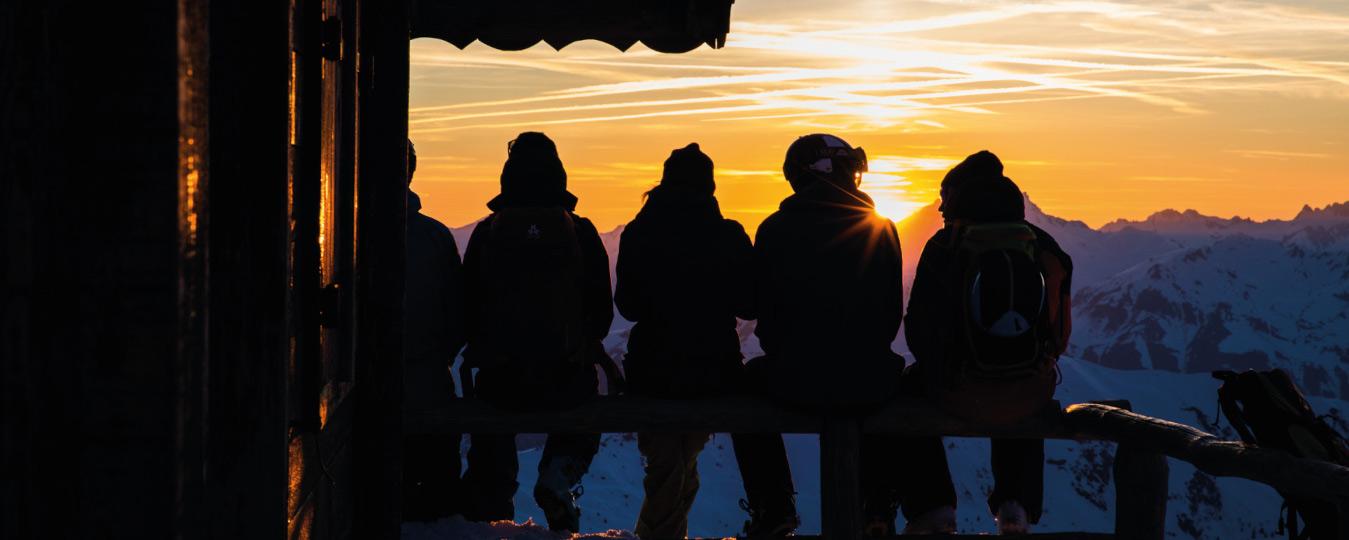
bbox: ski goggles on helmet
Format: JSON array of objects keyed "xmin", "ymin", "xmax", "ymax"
[{"xmin": 804, "ymin": 145, "xmax": 868, "ymax": 175}]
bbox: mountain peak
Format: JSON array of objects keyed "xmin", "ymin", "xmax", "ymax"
[{"xmin": 1295, "ymin": 201, "xmax": 1349, "ymax": 221}]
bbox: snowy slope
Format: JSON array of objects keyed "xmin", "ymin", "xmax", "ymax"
[{"xmin": 1072, "ymin": 223, "xmax": 1349, "ymax": 399}]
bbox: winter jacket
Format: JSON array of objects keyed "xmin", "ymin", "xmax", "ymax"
[
  {"xmin": 461, "ymin": 192, "xmax": 613, "ymax": 405},
  {"xmin": 614, "ymin": 186, "xmax": 754, "ymax": 398},
  {"xmin": 405, "ymin": 191, "xmax": 466, "ymax": 365},
  {"xmin": 752, "ymin": 181, "xmax": 906, "ymax": 408},
  {"xmin": 403, "ymin": 191, "xmax": 467, "ymax": 413}
]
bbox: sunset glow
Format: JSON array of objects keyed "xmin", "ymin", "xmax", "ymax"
[{"xmin": 409, "ymin": 0, "xmax": 1349, "ymax": 232}]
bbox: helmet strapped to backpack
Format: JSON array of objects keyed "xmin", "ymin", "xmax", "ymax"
[
  {"xmin": 955, "ymin": 222, "xmax": 1050, "ymax": 378},
  {"xmin": 933, "ymin": 221, "xmax": 1067, "ymax": 424}
]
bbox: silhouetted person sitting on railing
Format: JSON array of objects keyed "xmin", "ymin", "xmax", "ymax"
[
  {"xmin": 614, "ymin": 143, "xmax": 792, "ymax": 539},
  {"xmin": 402, "ymin": 139, "xmax": 468, "ymax": 523},
  {"xmin": 459, "ymin": 132, "xmax": 615, "ymax": 534},
  {"xmin": 904, "ymin": 150, "xmax": 1073, "ymax": 535},
  {"xmin": 749, "ymin": 133, "xmax": 924, "ymax": 536}
]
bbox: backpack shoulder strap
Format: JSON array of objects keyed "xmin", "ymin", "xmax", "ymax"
[{"xmin": 1215, "ymin": 371, "xmax": 1259, "ymax": 444}]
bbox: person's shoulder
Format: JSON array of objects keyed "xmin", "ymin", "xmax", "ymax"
[
  {"xmin": 869, "ymin": 212, "xmax": 900, "ymax": 234},
  {"xmin": 720, "ymin": 217, "xmax": 749, "ymax": 237},
  {"xmin": 756, "ymin": 209, "xmax": 788, "ymax": 235},
  {"xmin": 465, "ymin": 215, "xmax": 495, "ymax": 244},
  {"xmin": 926, "ymin": 226, "xmax": 952, "ymax": 245},
  {"xmin": 412, "ymin": 212, "xmax": 453, "ymax": 236},
  {"xmin": 1026, "ymin": 222, "xmax": 1065, "ymax": 250},
  {"xmin": 568, "ymin": 212, "xmax": 603, "ymax": 237}
]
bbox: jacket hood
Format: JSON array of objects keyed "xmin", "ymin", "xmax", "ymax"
[
  {"xmin": 491, "ymin": 131, "xmax": 576, "ymax": 211},
  {"xmin": 779, "ymin": 179, "xmax": 876, "ymax": 213},
  {"xmin": 634, "ymin": 184, "xmax": 723, "ymax": 223},
  {"xmin": 486, "ymin": 190, "xmax": 579, "ymax": 212}
]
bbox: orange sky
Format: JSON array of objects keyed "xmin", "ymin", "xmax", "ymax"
[{"xmin": 407, "ymin": 0, "xmax": 1349, "ymax": 233}]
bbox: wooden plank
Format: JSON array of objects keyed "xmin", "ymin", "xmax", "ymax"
[
  {"xmin": 406, "ymin": 396, "xmax": 824, "ymax": 434},
  {"xmin": 820, "ymin": 418, "xmax": 863, "ymax": 540},
  {"xmin": 777, "ymin": 534, "xmax": 1114, "ymax": 540},
  {"xmin": 1113, "ymin": 443, "xmax": 1168, "ymax": 540},
  {"xmin": 1066, "ymin": 403, "xmax": 1349, "ymax": 502},
  {"xmin": 863, "ymin": 399, "xmax": 1076, "ymax": 439},
  {"xmin": 406, "ymin": 396, "xmax": 1093, "ymax": 439},
  {"xmin": 1337, "ymin": 499, "xmax": 1349, "ymax": 540}
]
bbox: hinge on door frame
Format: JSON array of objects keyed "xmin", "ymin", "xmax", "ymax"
[
  {"xmin": 318, "ymin": 283, "xmax": 342, "ymax": 328},
  {"xmin": 320, "ymin": 15, "xmax": 342, "ymax": 61}
]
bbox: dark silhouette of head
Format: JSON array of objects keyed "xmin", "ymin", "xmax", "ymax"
[
  {"xmin": 407, "ymin": 139, "xmax": 417, "ymax": 184},
  {"xmin": 502, "ymin": 131, "xmax": 566, "ymax": 195},
  {"xmin": 939, "ymin": 150, "xmax": 1025, "ymax": 222},
  {"xmin": 652, "ymin": 142, "xmax": 715, "ymax": 198},
  {"xmin": 783, "ymin": 133, "xmax": 868, "ymax": 193},
  {"xmin": 488, "ymin": 131, "xmax": 578, "ymax": 211}
]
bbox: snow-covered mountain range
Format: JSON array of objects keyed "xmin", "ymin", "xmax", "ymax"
[{"xmin": 431, "ymin": 199, "xmax": 1349, "ymax": 539}]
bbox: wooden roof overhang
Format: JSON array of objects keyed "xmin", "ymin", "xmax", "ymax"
[{"xmin": 411, "ymin": 0, "xmax": 734, "ymax": 52}]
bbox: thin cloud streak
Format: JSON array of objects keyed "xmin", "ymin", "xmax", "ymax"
[
  {"xmin": 412, "ymin": 1, "xmax": 1349, "ymax": 132},
  {"xmin": 407, "ymin": 0, "xmax": 1349, "ymax": 229}
]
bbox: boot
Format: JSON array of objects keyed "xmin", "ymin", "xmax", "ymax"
[
  {"xmin": 901, "ymin": 505, "xmax": 956, "ymax": 535},
  {"xmin": 739, "ymin": 497, "xmax": 800, "ymax": 538},
  {"xmin": 995, "ymin": 500, "xmax": 1030, "ymax": 535},
  {"xmin": 862, "ymin": 495, "xmax": 900, "ymax": 537},
  {"xmin": 534, "ymin": 482, "xmax": 582, "ymax": 533}
]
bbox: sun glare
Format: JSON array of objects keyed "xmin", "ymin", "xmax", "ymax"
[{"xmin": 872, "ymin": 194, "xmax": 925, "ymax": 222}]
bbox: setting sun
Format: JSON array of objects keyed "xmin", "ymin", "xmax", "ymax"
[{"xmin": 871, "ymin": 192, "xmax": 927, "ymax": 223}]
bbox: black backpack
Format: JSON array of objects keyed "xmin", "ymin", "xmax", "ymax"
[
  {"xmin": 933, "ymin": 222, "xmax": 1069, "ymax": 424},
  {"xmin": 952, "ymin": 222, "xmax": 1057, "ymax": 378},
  {"xmin": 480, "ymin": 206, "xmax": 590, "ymax": 380},
  {"xmin": 1214, "ymin": 369, "xmax": 1349, "ymax": 539}
]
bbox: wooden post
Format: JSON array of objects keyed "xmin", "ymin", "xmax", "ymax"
[
  {"xmin": 1113, "ymin": 442, "xmax": 1168, "ymax": 539},
  {"xmin": 821, "ymin": 417, "xmax": 863, "ymax": 540},
  {"xmin": 1337, "ymin": 499, "xmax": 1349, "ymax": 540},
  {"xmin": 352, "ymin": 0, "xmax": 410, "ymax": 536}
]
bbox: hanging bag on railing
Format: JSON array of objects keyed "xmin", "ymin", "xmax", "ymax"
[{"xmin": 1214, "ymin": 369, "xmax": 1349, "ymax": 539}]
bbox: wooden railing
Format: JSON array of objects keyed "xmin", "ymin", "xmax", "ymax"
[{"xmin": 405, "ymin": 397, "xmax": 1349, "ymax": 539}]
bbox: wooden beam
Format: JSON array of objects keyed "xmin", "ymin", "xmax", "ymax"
[
  {"xmin": 863, "ymin": 399, "xmax": 1076, "ymax": 439},
  {"xmin": 1065, "ymin": 403, "xmax": 1349, "ymax": 502},
  {"xmin": 1337, "ymin": 500, "xmax": 1349, "ymax": 540},
  {"xmin": 406, "ymin": 396, "xmax": 824, "ymax": 434},
  {"xmin": 820, "ymin": 418, "xmax": 863, "ymax": 540},
  {"xmin": 406, "ymin": 396, "xmax": 1090, "ymax": 438},
  {"xmin": 781, "ymin": 534, "xmax": 1114, "ymax": 540}
]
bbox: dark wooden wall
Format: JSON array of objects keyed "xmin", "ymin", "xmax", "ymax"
[
  {"xmin": 0, "ymin": 0, "xmax": 368, "ymax": 538},
  {"xmin": 353, "ymin": 0, "xmax": 411, "ymax": 536},
  {"xmin": 203, "ymin": 1, "xmax": 293, "ymax": 537},
  {"xmin": 1, "ymin": 2, "xmax": 182, "ymax": 537}
]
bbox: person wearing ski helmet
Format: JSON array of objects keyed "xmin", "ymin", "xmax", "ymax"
[{"xmin": 746, "ymin": 133, "xmax": 943, "ymax": 536}]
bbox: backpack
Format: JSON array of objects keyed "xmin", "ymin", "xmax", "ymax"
[
  {"xmin": 480, "ymin": 206, "xmax": 590, "ymax": 381},
  {"xmin": 1214, "ymin": 369, "xmax": 1349, "ymax": 539},
  {"xmin": 935, "ymin": 222, "xmax": 1069, "ymax": 423}
]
